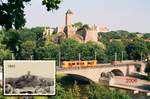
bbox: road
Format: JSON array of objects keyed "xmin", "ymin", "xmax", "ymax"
[{"xmin": 110, "ymin": 76, "xmax": 150, "ymax": 93}]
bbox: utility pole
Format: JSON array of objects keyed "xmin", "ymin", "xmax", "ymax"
[
  {"xmin": 11, "ymin": 53, "xmax": 15, "ymax": 60},
  {"xmin": 59, "ymin": 52, "xmax": 61, "ymax": 67},
  {"xmin": 121, "ymin": 51, "xmax": 124, "ymax": 61},
  {"xmin": 141, "ymin": 52, "xmax": 143, "ymax": 61},
  {"xmin": 30, "ymin": 55, "xmax": 33, "ymax": 60},
  {"xmin": 79, "ymin": 53, "xmax": 81, "ymax": 62},
  {"xmin": 115, "ymin": 52, "xmax": 117, "ymax": 61},
  {"xmin": 78, "ymin": 53, "xmax": 81, "ymax": 67},
  {"xmin": 95, "ymin": 51, "xmax": 97, "ymax": 60}
]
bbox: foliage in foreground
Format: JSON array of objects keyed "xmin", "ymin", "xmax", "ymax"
[
  {"xmin": 86, "ymin": 84, "xmax": 131, "ymax": 99},
  {"xmin": 51, "ymin": 82, "xmax": 131, "ymax": 99},
  {"xmin": 0, "ymin": 0, "xmax": 62, "ymax": 30}
]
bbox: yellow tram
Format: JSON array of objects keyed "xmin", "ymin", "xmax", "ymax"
[{"xmin": 62, "ymin": 60, "xmax": 97, "ymax": 68}]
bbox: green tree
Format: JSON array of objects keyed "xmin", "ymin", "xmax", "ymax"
[
  {"xmin": 0, "ymin": 30, "xmax": 4, "ymax": 42},
  {"xmin": 98, "ymin": 31, "xmax": 127, "ymax": 46},
  {"xmin": 0, "ymin": 30, "xmax": 11, "ymax": 64},
  {"xmin": 143, "ymin": 33, "xmax": 150, "ymax": 39},
  {"xmin": 44, "ymin": 43, "xmax": 59, "ymax": 60},
  {"xmin": 126, "ymin": 38, "xmax": 148, "ymax": 60},
  {"xmin": 0, "ymin": 48, "xmax": 11, "ymax": 65},
  {"xmin": 146, "ymin": 42, "xmax": 150, "ymax": 49},
  {"xmin": 34, "ymin": 42, "xmax": 59, "ymax": 60},
  {"xmin": 0, "ymin": 90, "xmax": 5, "ymax": 99},
  {"xmin": 86, "ymin": 84, "xmax": 131, "ymax": 99},
  {"xmin": 0, "ymin": 0, "xmax": 62, "ymax": 30},
  {"xmin": 101, "ymin": 31, "xmax": 122, "ymax": 39},
  {"xmin": 64, "ymin": 82, "xmax": 80, "ymax": 99},
  {"xmin": 31, "ymin": 27, "xmax": 44, "ymax": 47},
  {"xmin": 73, "ymin": 22, "xmax": 83, "ymax": 29},
  {"xmin": 51, "ymin": 83, "xmax": 66, "ymax": 99},
  {"xmin": 60, "ymin": 38, "xmax": 80, "ymax": 61},
  {"xmin": 79, "ymin": 41, "xmax": 108, "ymax": 63},
  {"xmin": 127, "ymin": 33, "xmax": 137, "ymax": 40},
  {"xmin": 34, "ymin": 47, "xmax": 47, "ymax": 59},
  {"xmin": 116, "ymin": 30, "xmax": 129, "ymax": 39},
  {"xmin": 18, "ymin": 28, "xmax": 36, "ymax": 42},
  {"xmin": 76, "ymin": 24, "xmax": 90, "ymax": 39},
  {"xmin": 20, "ymin": 40, "xmax": 36, "ymax": 59},
  {"xmin": 107, "ymin": 41, "xmax": 127, "ymax": 61},
  {"xmin": 3, "ymin": 29, "xmax": 20, "ymax": 54}
]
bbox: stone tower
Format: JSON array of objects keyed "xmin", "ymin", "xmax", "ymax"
[
  {"xmin": 66, "ymin": 9, "xmax": 73, "ymax": 26},
  {"xmin": 65, "ymin": 9, "xmax": 76, "ymax": 37}
]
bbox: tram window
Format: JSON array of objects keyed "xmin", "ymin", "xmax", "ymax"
[
  {"xmin": 88, "ymin": 62, "xmax": 91, "ymax": 64},
  {"xmin": 68, "ymin": 63, "xmax": 72, "ymax": 66},
  {"xmin": 77, "ymin": 62, "xmax": 79, "ymax": 65},
  {"xmin": 80, "ymin": 62, "xmax": 84, "ymax": 65},
  {"xmin": 72, "ymin": 63, "xmax": 75, "ymax": 65}
]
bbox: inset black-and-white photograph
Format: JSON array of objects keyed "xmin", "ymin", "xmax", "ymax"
[{"xmin": 3, "ymin": 60, "xmax": 55, "ymax": 96}]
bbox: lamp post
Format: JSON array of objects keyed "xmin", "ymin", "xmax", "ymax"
[
  {"xmin": 79, "ymin": 53, "xmax": 81, "ymax": 62},
  {"xmin": 115, "ymin": 52, "xmax": 117, "ymax": 61},
  {"xmin": 59, "ymin": 52, "xmax": 61, "ymax": 67},
  {"xmin": 95, "ymin": 51, "xmax": 97, "ymax": 60},
  {"xmin": 30, "ymin": 55, "xmax": 33, "ymax": 60},
  {"xmin": 121, "ymin": 51, "xmax": 124, "ymax": 61},
  {"xmin": 78, "ymin": 53, "xmax": 81, "ymax": 67},
  {"xmin": 11, "ymin": 53, "xmax": 15, "ymax": 60},
  {"xmin": 141, "ymin": 52, "xmax": 143, "ymax": 61}
]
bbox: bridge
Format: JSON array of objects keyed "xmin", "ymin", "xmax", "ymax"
[
  {"xmin": 57, "ymin": 60, "xmax": 150, "ymax": 93},
  {"xmin": 57, "ymin": 60, "xmax": 146, "ymax": 83}
]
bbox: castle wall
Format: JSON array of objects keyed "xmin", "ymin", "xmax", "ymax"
[{"xmin": 85, "ymin": 27, "xmax": 98, "ymax": 43}]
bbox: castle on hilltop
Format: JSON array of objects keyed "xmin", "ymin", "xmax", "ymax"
[{"xmin": 43, "ymin": 9, "xmax": 110, "ymax": 43}]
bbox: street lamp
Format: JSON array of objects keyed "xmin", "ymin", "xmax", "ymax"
[
  {"xmin": 58, "ymin": 52, "xmax": 61, "ymax": 67},
  {"xmin": 11, "ymin": 53, "xmax": 15, "ymax": 60},
  {"xmin": 79, "ymin": 53, "xmax": 81, "ymax": 67},
  {"xmin": 115, "ymin": 52, "xmax": 117, "ymax": 61},
  {"xmin": 121, "ymin": 51, "xmax": 124, "ymax": 61},
  {"xmin": 141, "ymin": 52, "xmax": 143, "ymax": 61},
  {"xmin": 30, "ymin": 55, "xmax": 33, "ymax": 60},
  {"xmin": 79, "ymin": 53, "xmax": 81, "ymax": 62},
  {"xmin": 95, "ymin": 51, "xmax": 97, "ymax": 60}
]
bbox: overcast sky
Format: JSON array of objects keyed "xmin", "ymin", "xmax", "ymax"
[{"xmin": 24, "ymin": 0, "xmax": 150, "ymax": 33}]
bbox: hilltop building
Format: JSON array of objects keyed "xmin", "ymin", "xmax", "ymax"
[
  {"xmin": 43, "ymin": 9, "xmax": 109, "ymax": 43},
  {"xmin": 98, "ymin": 26, "xmax": 110, "ymax": 33},
  {"xmin": 85, "ymin": 25, "xmax": 98, "ymax": 43}
]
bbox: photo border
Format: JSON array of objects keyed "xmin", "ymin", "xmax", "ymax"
[{"xmin": 3, "ymin": 60, "xmax": 56, "ymax": 96}]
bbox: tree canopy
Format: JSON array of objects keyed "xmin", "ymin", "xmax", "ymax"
[
  {"xmin": 0, "ymin": 0, "xmax": 62, "ymax": 30},
  {"xmin": 107, "ymin": 41, "xmax": 127, "ymax": 61},
  {"xmin": 86, "ymin": 84, "xmax": 131, "ymax": 99},
  {"xmin": 126, "ymin": 38, "xmax": 148, "ymax": 60},
  {"xmin": 143, "ymin": 33, "xmax": 150, "ymax": 39}
]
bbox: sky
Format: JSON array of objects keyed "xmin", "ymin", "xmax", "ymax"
[{"xmin": 24, "ymin": 0, "xmax": 150, "ymax": 33}]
